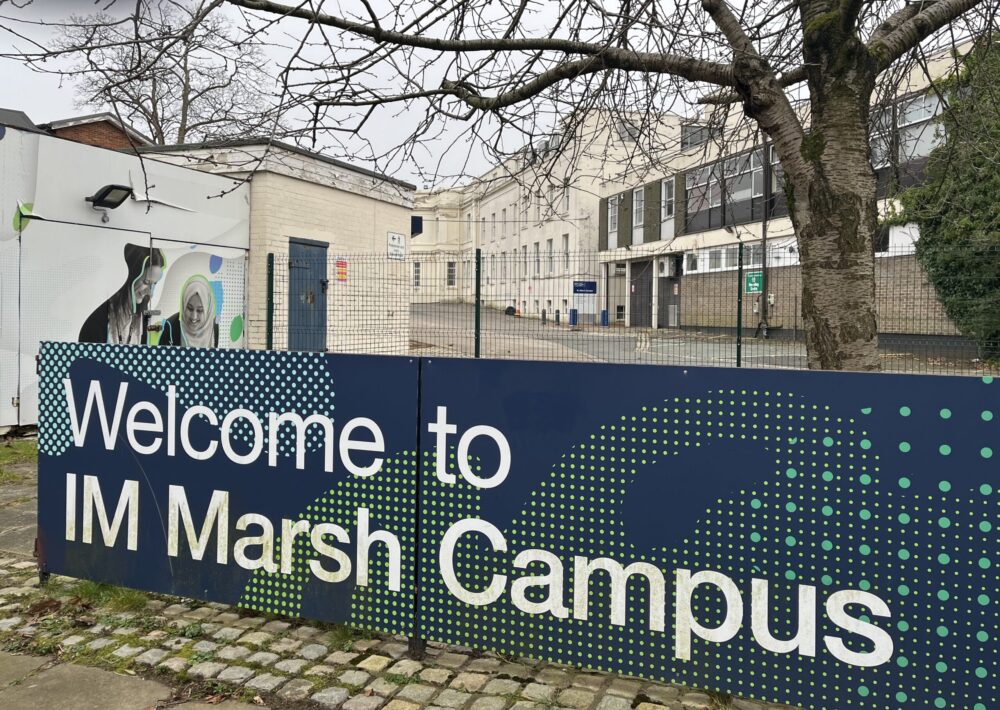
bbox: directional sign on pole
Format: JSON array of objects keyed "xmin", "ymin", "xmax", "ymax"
[{"xmin": 744, "ymin": 270, "xmax": 763, "ymax": 294}]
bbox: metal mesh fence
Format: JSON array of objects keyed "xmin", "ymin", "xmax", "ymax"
[{"xmin": 264, "ymin": 243, "xmax": 1000, "ymax": 375}]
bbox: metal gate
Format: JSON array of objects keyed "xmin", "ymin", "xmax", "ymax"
[{"xmin": 288, "ymin": 239, "xmax": 328, "ymax": 351}]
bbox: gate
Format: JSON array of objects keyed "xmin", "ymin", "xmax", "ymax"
[{"xmin": 288, "ymin": 239, "xmax": 328, "ymax": 351}]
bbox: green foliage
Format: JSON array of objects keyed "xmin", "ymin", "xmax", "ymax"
[
  {"xmin": 901, "ymin": 40, "xmax": 1000, "ymax": 359},
  {"xmin": 0, "ymin": 439, "xmax": 37, "ymax": 484},
  {"xmin": 72, "ymin": 580, "xmax": 149, "ymax": 612}
]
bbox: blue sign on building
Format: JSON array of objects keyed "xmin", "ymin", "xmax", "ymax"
[
  {"xmin": 37, "ymin": 343, "xmax": 999, "ymax": 710},
  {"xmin": 573, "ymin": 280, "xmax": 598, "ymax": 294}
]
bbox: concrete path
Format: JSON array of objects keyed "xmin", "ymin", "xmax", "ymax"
[{"xmin": 0, "ymin": 651, "xmax": 268, "ymax": 709}]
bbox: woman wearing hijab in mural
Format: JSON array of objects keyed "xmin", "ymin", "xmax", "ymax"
[
  {"xmin": 158, "ymin": 275, "xmax": 219, "ymax": 347},
  {"xmin": 79, "ymin": 244, "xmax": 166, "ymax": 344}
]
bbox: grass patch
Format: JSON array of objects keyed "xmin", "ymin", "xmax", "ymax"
[
  {"xmin": 383, "ymin": 673, "xmax": 419, "ymax": 686},
  {"xmin": 0, "ymin": 439, "xmax": 36, "ymax": 484},
  {"xmin": 72, "ymin": 580, "xmax": 149, "ymax": 612}
]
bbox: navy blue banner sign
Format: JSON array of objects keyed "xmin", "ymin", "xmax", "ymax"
[{"xmin": 38, "ymin": 344, "xmax": 997, "ymax": 710}]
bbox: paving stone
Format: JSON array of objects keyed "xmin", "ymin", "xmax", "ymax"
[
  {"xmin": 467, "ymin": 658, "xmax": 502, "ymax": 673},
  {"xmin": 496, "ymin": 664, "xmax": 533, "ymax": 681},
  {"xmin": 278, "ymin": 678, "xmax": 315, "ymax": 701},
  {"xmin": 435, "ymin": 652, "xmax": 469, "ymax": 669},
  {"xmin": 511, "ymin": 702, "xmax": 543, "ymax": 710},
  {"xmin": 387, "ymin": 658, "xmax": 423, "ymax": 677},
  {"xmin": 358, "ymin": 654, "xmax": 393, "ymax": 673},
  {"xmin": 112, "ymin": 643, "xmax": 145, "ymax": 659},
  {"xmin": 260, "ymin": 620, "xmax": 291, "ymax": 633},
  {"xmin": 60, "ymin": 634, "xmax": 86, "ymax": 647},
  {"xmin": 292, "ymin": 625, "xmax": 320, "ymax": 639},
  {"xmin": 111, "ymin": 627, "xmax": 139, "ymax": 636},
  {"xmin": 339, "ymin": 669, "xmax": 372, "ymax": 686},
  {"xmin": 366, "ymin": 678, "xmax": 399, "ymax": 696},
  {"xmin": 270, "ymin": 637, "xmax": 302, "ymax": 653},
  {"xmin": 135, "ymin": 648, "xmax": 169, "ymax": 666},
  {"xmin": 731, "ymin": 700, "xmax": 767, "ymax": 710},
  {"xmin": 451, "ymin": 672, "xmax": 489, "ymax": 692},
  {"xmin": 327, "ymin": 650, "xmax": 360, "ymax": 665},
  {"xmin": 608, "ymin": 679, "xmax": 642, "ymax": 698},
  {"xmin": 384, "ymin": 700, "xmax": 422, "ymax": 710},
  {"xmin": 162, "ymin": 604, "xmax": 190, "ymax": 616},
  {"xmin": 522, "ymin": 684, "xmax": 556, "ymax": 702},
  {"xmin": 162, "ymin": 637, "xmax": 191, "ymax": 651},
  {"xmin": 558, "ymin": 688, "xmax": 596, "ymax": 709},
  {"xmin": 597, "ymin": 695, "xmax": 632, "ymax": 710},
  {"xmin": 213, "ymin": 627, "xmax": 244, "ymax": 642},
  {"xmin": 420, "ymin": 667, "xmax": 453, "ymax": 685},
  {"xmin": 299, "ymin": 643, "xmax": 329, "ymax": 659},
  {"xmin": 274, "ymin": 658, "xmax": 308, "ymax": 673},
  {"xmin": 217, "ymin": 665, "xmax": 256, "ymax": 684},
  {"xmin": 247, "ymin": 650, "xmax": 280, "ymax": 666},
  {"xmin": 140, "ymin": 629, "xmax": 168, "ymax": 642},
  {"xmin": 218, "ymin": 645, "xmax": 250, "ymax": 661},
  {"xmin": 353, "ymin": 638, "xmax": 381, "ymax": 652},
  {"xmin": 484, "ymin": 679, "xmax": 521, "ymax": 696},
  {"xmin": 470, "ymin": 697, "xmax": 508, "ymax": 710},
  {"xmin": 159, "ymin": 657, "xmax": 190, "ymax": 673},
  {"xmin": 86, "ymin": 624, "xmax": 108, "ymax": 635},
  {"xmin": 186, "ymin": 607, "xmax": 215, "ymax": 619},
  {"xmin": 239, "ymin": 631, "xmax": 273, "ymax": 647},
  {"xmin": 87, "ymin": 638, "xmax": 114, "ymax": 651},
  {"xmin": 397, "ymin": 684, "xmax": 439, "ymax": 703},
  {"xmin": 573, "ymin": 675, "xmax": 605, "ymax": 691},
  {"xmin": 312, "ymin": 687, "xmax": 351, "ymax": 709},
  {"xmin": 434, "ymin": 689, "xmax": 472, "ymax": 708},
  {"xmin": 192, "ymin": 640, "xmax": 218, "ymax": 653},
  {"xmin": 234, "ymin": 616, "xmax": 266, "ymax": 628},
  {"xmin": 189, "ymin": 661, "xmax": 227, "ymax": 679},
  {"xmin": 344, "ymin": 693, "xmax": 388, "ymax": 710},
  {"xmin": 537, "ymin": 669, "xmax": 572, "ymax": 688},
  {"xmin": 247, "ymin": 673, "xmax": 286, "ymax": 692},
  {"xmin": 201, "ymin": 622, "xmax": 222, "ymax": 635},
  {"xmin": 0, "ymin": 616, "xmax": 23, "ymax": 631},
  {"xmin": 214, "ymin": 612, "xmax": 241, "ymax": 623},
  {"xmin": 636, "ymin": 703, "xmax": 678, "ymax": 710},
  {"xmin": 381, "ymin": 641, "xmax": 409, "ymax": 658},
  {"xmin": 305, "ymin": 664, "xmax": 339, "ymax": 676},
  {"xmin": 680, "ymin": 693, "xmax": 712, "ymax": 709},
  {"xmin": 640, "ymin": 687, "xmax": 681, "ymax": 704},
  {"xmin": 12, "ymin": 561, "xmax": 35, "ymax": 569}
]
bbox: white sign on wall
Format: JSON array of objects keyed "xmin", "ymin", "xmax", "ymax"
[{"xmin": 388, "ymin": 232, "xmax": 407, "ymax": 260}]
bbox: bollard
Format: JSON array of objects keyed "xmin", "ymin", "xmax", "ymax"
[
  {"xmin": 541, "ymin": 309, "xmax": 547, "ymax": 325},
  {"xmin": 569, "ymin": 308, "xmax": 579, "ymax": 327},
  {"xmin": 600, "ymin": 309, "xmax": 609, "ymax": 327},
  {"xmin": 555, "ymin": 309, "xmax": 561, "ymax": 325}
]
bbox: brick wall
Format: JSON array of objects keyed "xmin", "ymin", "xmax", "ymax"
[
  {"xmin": 246, "ymin": 171, "xmax": 412, "ymax": 353},
  {"xmin": 680, "ymin": 254, "xmax": 959, "ymax": 336},
  {"xmin": 50, "ymin": 122, "xmax": 137, "ymax": 151}
]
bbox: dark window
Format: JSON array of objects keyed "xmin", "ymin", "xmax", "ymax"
[
  {"xmin": 874, "ymin": 225, "xmax": 890, "ymax": 253},
  {"xmin": 681, "ymin": 124, "xmax": 717, "ymax": 150}
]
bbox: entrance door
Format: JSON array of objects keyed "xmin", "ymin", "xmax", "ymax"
[
  {"xmin": 629, "ymin": 260, "xmax": 653, "ymax": 327},
  {"xmin": 288, "ymin": 239, "xmax": 328, "ymax": 351}
]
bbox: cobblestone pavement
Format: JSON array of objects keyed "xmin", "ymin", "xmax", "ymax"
[{"xmin": 0, "ymin": 556, "xmax": 800, "ymax": 710}]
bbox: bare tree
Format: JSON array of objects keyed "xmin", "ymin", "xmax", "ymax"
[
  {"xmin": 49, "ymin": 2, "xmax": 283, "ymax": 144},
  {"xmin": 3, "ymin": 0, "xmax": 997, "ymax": 368}
]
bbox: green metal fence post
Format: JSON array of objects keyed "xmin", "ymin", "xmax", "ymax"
[
  {"xmin": 736, "ymin": 242, "xmax": 744, "ymax": 367},
  {"xmin": 266, "ymin": 253, "xmax": 275, "ymax": 350},
  {"xmin": 474, "ymin": 248, "xmax": 482, "ymax": 358}
]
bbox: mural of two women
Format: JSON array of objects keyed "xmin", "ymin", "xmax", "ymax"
[{"xmin": 79, "ymin": 243, "xmax": 218, "ymax": 348}]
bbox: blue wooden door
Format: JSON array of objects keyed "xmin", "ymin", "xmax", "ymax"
[{"xmin": 288, "ymin": 240, "xmax": 328, "ymax": 351}]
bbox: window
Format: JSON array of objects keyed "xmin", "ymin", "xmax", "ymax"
[
  {"xmin": 465, "ymin": 214, "xmax": 471, "ymax": 240},
  {"xmin": 447, "ymin": 261, "xmax": 456, "ymax": 287},
  {"xmin": 633, "ymin": 188, "xmax": 644, "ymax": 227},
  {"xmin": 501, "ymin": 252, "xmax": 507, "ymax": 281},
  {"xmin": 661, "ymin": 178, "xmax": 674, "ymax": 220},
  {"xmin": 681, "ymin": 123, "xmax": 716, "ymax": 150},
  {"xmin": 709, "ymin": 250, "xmax": 722, "ymax": 269},
  {"xmin": 521, "ymin": 194, "xmax": 529, "ymax": 226},
  {"xmin": 491, "ymin": 213, "xmax": 496, "ymax": 241},
  {"xmin": 546, "ymin": 239, "xmax": 554, "ymax": 273},
  {"xmin": 724, "ymin": 245, "xmax": 739, "ymax": 268},
  {"xmin": 898, "ymin": 94, "xmax": 943, "ymax": 162},
  {"xmin": 412, "ymin": 262, "xmax": 421, "ymax": 287},
  {"xmin": 490, "ymin": 254, "xmax": 495, "ymax": 283},
  {"xmin": 685, "ymin": 253, "xmax": 698, "ymax": 272},
  {"xmin": 534, "ymin": 242, "xmax": 540, "ymax": 275},
  {"xmin": 748, "ymin": 244, "xmax": 763, "ymax": 266},
  {"xmin": 562, "ymin": 183, "xmax": 570, "ymax": 213},
  {"xmin": 615, "ymin": 304, "xmax": 626, "ymax": 321},
  {"xmin": 874, "ymin": 224, "xmax": 890, "ymax": 254},
  {"xmin": 608, "ymin": 195, "xmax": 619, "ymax": 248},
  {"xmin": 480, "ymin": 217, "xmax": 485, "ymax": 241},
  {"xmin": 521, "ymin": 245, "xmax": 527, "ymax": 279},
  {"xmin": 501, "ymin": 208, "xmax": 507, "ymax": 238},
  {"xmin": 535, "ymin": 192, "xmax": 542, "ymax": 221},
  {"xmin": 614, "ymin": 262, "xmax": 627, "ymax": 276},
  {"xmin": 616, "ymin": 120, "xmax": 640, "ymax": 143},
  {"xmin": 562, "ymin": 234, "xmax": 570, "ymax": 271},
  {"xmin": 686, "ymin": 165, "xmax": 713, "ymax": 214}
]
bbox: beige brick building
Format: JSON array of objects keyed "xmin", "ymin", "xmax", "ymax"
[{"xmin": 145, "ymin": 140, "xmax": 415, "ymax": 353}]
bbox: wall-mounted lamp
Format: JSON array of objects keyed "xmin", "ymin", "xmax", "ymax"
[{"xmin": 85, "ymin": 184, "xmax": 133, "ymax": 222}]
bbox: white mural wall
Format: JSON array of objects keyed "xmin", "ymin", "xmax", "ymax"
[{"xmin": 0, "ymin": 126, "xmax": 250, "ymax": 427}]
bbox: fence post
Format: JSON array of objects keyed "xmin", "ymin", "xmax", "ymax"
[
  {"xmin": 736, "ymin": 243, "xmax": 744, "ymax": 367},
  {"xmin": 266, "ymin": 253, "xmax": 275, "ymax": 351},
  {"xmin": 474, "ymin": 248, "xmax": 482, "ymax": 358}
]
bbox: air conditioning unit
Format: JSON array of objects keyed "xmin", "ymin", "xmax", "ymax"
[{"xmin": 658, "ymin": 257, "xmax": 677, "ymax": 277}]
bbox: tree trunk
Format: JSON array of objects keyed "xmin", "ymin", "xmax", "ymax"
[{"xmin": 785, "ymin": 19, "xmax": 880, "ymax": 370}]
